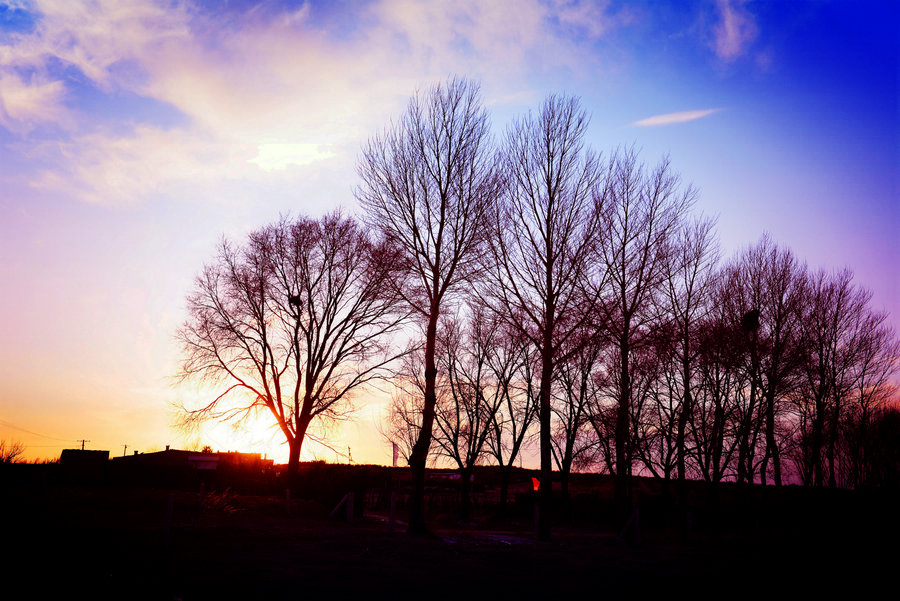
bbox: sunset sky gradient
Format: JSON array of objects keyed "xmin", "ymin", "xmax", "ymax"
[{"xmin": 1, "ymin": 0, "xmax": 896, "ymax": 465}]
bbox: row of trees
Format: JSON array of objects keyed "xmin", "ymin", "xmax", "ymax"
[
  {"xmin": 388, "ymin": 231, "xmax": 898, "ymax": 491},
  {"xmin": 178, "ymin": 78, "xmax": 898, "ymax": 537}
]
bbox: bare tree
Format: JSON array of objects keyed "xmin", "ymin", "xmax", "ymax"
[
  {"xmin": 0, "ymin": 439, "xmax": 25, "ymax": 463},
  {"xmin": 794, "ymin": 268, "xmax": 899, "ymax": 486},
  {"xmin": 795, "ymin": 269, "xmax": 849, "ymax": 486},
  {"xmin": 632, "ymin": 323, "xmax": 681, "ymax": 485},
  {"xmin": 356, "ymin": 77, "xmax": 496, "ymax": 533},
  {"xmin": 552, "ymin": 325, "xmax": 605, "ymax": 503},
  {"xmin": 841, "ymin": 316, "xmax": 899, "ymax": 487},
  {"xmin": 690, "ymin": 300, "xmax": 744, "ymax": 484},
  {"xmin": 716, "ymin": 261, "xmax": 766, "ymax": 484},
  {"xmin": 177, "ymin": 212, "xmax": 404, "ymax": 475},
  {"xmin": 381, "ymin": 342, "xmax": 429, "ymax": 466},
  {"xmin": 659, "ymin": 217, "xmax": 719, "ymax": 499},
  {"xmin": 596, "ymin": 148, "xmax": 695, "ymax": 509},
  {"xmin": 485, "ymin": 328, "xmax": 539, "ymax": 512},
  {"xmin": 383, "ymin": 395, "xmax": 423, "ymax": 466},
  {"xmin": 722, "ymin": 235, "xmax": 806, "ymax": 486},
  {"xmin": 432, "ymin": 307, "xmax": 507, "ymax": 520},
  {"xmin": 485, "ymin": 94, "xmax": 605, "ymax": 540},
  {"xmin": 587, "ymin": 382, "xmax": 619, "ymax": 475}
]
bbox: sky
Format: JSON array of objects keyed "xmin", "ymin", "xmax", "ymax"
[{"xmin": 1, "ymin": 0, "xmax": 897, "ymax": 466}]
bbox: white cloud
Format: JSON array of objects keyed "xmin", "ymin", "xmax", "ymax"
[
  {"xmin": 249, "ymin": 143, "xmax": 336, "ymax": 172},
  {"xmin": 27, "ymin": 126, "xmax": 255, "ymax": 204},
  {"xmin": 0, "ymin": 0, "xmax": 190, "ymax": 86},
  {"xmin": 551, "ymin": 0, "xmax": 620, "ymax": 39},
  {"xmin": 711, "ymin": 0, "xmax": 757, "ymax": 61},
  {"xmin": 370, "ymin": 0, "xmax": 629, "ymax": 81},
  {"xmin": 632, "ymin": 108, "xmax": 721, "ymax": 127},
  {"xmin": 2, "ymin": 0, "xmax": 635, "ymax": 206},
  {"xmin": 0, "ymin": 71, "xmax": 69, "ymax": 132}
]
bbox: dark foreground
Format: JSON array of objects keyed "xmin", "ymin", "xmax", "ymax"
[{"xmin": 5, "ymin": 470, "xmax": 897, "ymax": 600}]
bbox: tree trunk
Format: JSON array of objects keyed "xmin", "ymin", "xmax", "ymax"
[
  {"xmin": 287, "ymin": 438, "xmax": 301, "ymax": 476},
  {"xmin": 764, "ymin": 389, "xmax": 782, "ymax": 486},
  {"xmin": 739, "ymin": 332, "xmax": 760, "ymax": 485},
  {"xmin": 615, "ymin": 334, "xmax": 632, "ymax": 512},
  {"xmin": 559, "ymin": 454, "xmax": 572, "ymax": 523},
  {"xmin": 813, "ymin": 398, "xmax": 825, "ymax": 486},
  {"xmin": 537, "ymin": 337, "xmax": 554, "ymax": 541},
  {"xmin": 407, "ymin": 304, "xmax": 440, "ymax": 535},
  {"xmin": 286, "ymin": 413, "xmax": 311, "ymax": 477},
  {"xmin": 827, "ymin": 398, "xmax": 839, "ymax": 487},
  {"xmin": 676, "ymin": 356, "xmax": 692, "ymax": 504},
  {"xmin": 712, "ymin": 400, "xmax": 724, "ymax": 483}
]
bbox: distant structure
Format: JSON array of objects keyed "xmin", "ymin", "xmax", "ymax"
[
  {"xmin": 59, "ymin": 448, "xmax": 109, "ymax": 483},
  {"xmin": 113, "ymin": 446, "xmax": 272, "ymax": 470},
  {"xmin": 111, "ymin": 446, "xmax": 274, "ymax": 488}
]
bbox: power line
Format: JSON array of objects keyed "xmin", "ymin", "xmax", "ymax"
[
  {"xmin": 22, "ymin": 444, "xmax": 70, "ymax": 448},
  {"xmin": 0, "ymin": 419, "xmax": 77, "ymax": 443}
]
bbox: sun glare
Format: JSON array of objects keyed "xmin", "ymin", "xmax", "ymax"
[
  {"xmin": 191, "ymin": 412, "xmax": 358, "ymax": 465},
  {"xmin": 194, "ymin": 413, "xmax": 287, "ymax": 463}
]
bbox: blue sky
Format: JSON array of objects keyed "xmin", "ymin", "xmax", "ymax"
[{"xmin": 0, "ymin": 0, "xmax": 896, "ymax": 463}]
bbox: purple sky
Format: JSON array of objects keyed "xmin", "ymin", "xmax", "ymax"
[{"xmin": 1, "ymin": 0, "xmax": 896, "ymax": 464}]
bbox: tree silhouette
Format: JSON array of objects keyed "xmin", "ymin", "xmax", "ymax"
[
  {"xmin": 690, "ymin": 298, "xmax": 744, "ymax": 484},
  {"xmin": 432, "ymin": 307, "xmax": 507, "ymax": 520},
  {"xmin": 793, "ymin": 268, "xmax": 899, "ymax": 486},
  {"xmin": 0, "ymin": 439, "xmax": 25, "ymax": 463},
  {"xmin": 484, "ymin": 324, "xmax": 538, "ymax": 512},
  {"xmin": 721, "ymin": 235, "xmax": 806, "ymax": 485},
  {"xmin": 177, "ymin": 212, "xmax": 404, "ymax": 475},
  {"xmin": 356, "ymin": 77, "xmax": 497, "ymax": 534},
  {"xmin": 553, "ymin": 324, "xmax": 605, "ymax": 504},
  {"xmin": 485, "ymin": 94, "xmax": 605, "ymax": 539},
  {"xmin": 659, "ymin": 217, "xmax": 719, "ymax": 500},
  {"xmin": 596, "ymin": 148, "xmax": 695, "ymax": 509}
]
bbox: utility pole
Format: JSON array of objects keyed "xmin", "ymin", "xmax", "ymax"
[
  {"xmin": 122, "ymin": 444, "xmax": 128, "ymax": 457},
  {"xmin": 77, "ymin": 439, "xmax": 90, "ymax": 450}
]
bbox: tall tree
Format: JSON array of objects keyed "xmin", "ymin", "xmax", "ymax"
[
  {"xmin": 356, "ymin": 77, "xmax": 496, "ymax": 534},
  {"xmin": 796, "ymin": 269, "xmax": 846, "ymax": 486},
  {"xmin": 734, "ymin": 236, "xmax": 806, "ymax": 485},
  {"xmin": 177, "ymin": 213, "xmax": 404, "ymax": 475},
  {"xmin": 596, "ymin": 148, "xmax": 695, "ymax": 509},
  {"xmin": 659, "ymin": 217, "xmax": 719, "ymax": 499},
  {"xmin": 795, "ymin": 268, "xmax": 899, "ymax": 486},
  {"xmin": 485, "ymin": 94, "xmax": 605, "ymax": 540},
  {"xmin": 717, "ymin": 261, "xmax": 765, "ymax": 484}
]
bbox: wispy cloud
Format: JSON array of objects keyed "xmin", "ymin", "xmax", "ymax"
[
  {"xmin": 711, "ymin": 0, "xmax": 757, "ymax": 61},
  {"xmin": 0, "ymin": 71, "xmax": 69, "ymax": 133},
  {"xmin": 632, "ymin": 108, "xmax": 721, "ymax": 127},
  {"xmin": 0, "ymin": 0, "xmax": 635, "ymax": 205}
]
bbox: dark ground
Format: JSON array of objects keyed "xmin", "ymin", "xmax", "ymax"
[{"xmin": 4, "ymin": 465, "xmax": 896, "ymax": 600}]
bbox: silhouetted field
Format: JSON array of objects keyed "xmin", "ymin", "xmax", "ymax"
[{"xmin": 4, "ymin": 462, "xmax": 896, "ymax": 599}]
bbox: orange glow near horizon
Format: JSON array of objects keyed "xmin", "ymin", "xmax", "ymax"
[{"xmin": 194, "ymin": 413, "xmax": 287, "ymax": 462}]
